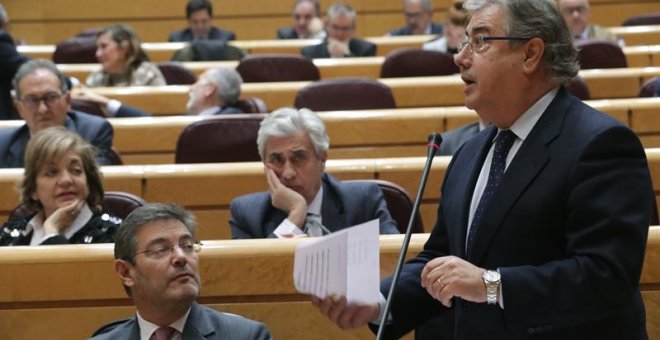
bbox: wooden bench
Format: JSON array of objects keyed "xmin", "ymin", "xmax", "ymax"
[
  {"xmin": 54, "ymin": 44, "xmax": 660, "ymax": 84},
  {"xmin": 0, "ymin": 228, "xmax": 658, "ymax": 340},
  {"xmin": 0, "ymin": 97, "xmax": 646, "ymax": 165},
  {"xmin": 0, "ymin": 97, "xmax": 649, "ymax": 166},
  {"xmin": 77, "ymin": 67, "xmax": 660, "ymax": 116},
  {"xmin": 2, "ymin": 149, "xmax": 660, "ymax": 240},
  {"xmin": 18, "ymin": 35, "xmax": 436, "ymax": 62}
]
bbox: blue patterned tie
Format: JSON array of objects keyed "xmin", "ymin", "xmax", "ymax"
[{"xmin": 466, "ymin": 130, "xmax": 517, "ymax": 255}]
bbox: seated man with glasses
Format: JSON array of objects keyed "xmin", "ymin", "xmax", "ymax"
[
  {"xmin": 301, "ymin": 3, "xmax": 376, "ymax": 58},
  {"xmin": 91, "ymin": 203, "xmax": 272, "ymax": 340},
  {"xmin": 557, "ymin": 0, "xmax": 619, "ymax": 43},
  {"xmin": 0, "ymin": 59, "xmax": 113, "ymax": 168}
]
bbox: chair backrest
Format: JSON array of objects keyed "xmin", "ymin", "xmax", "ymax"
[
  {"xmin": 101, "ymin": 191, "xmax": 146, "ymax": 220},
  {"xmin": 565, "ymin": 75, "xmax": 591, "ymax": 100},
  {"xmin": 174, "ymin": 114, "xmax": 265, "ymax": 164},
  {"xmin": 107, "ymin": 147, "xmax": 124, "ymax": 166},
  {"xmin": 294, "ymin": 77, "xmax": 396, "ymax": 111},
  {"xmin": 236, "ymin": 97, "xmax": 268, "ymax": 113},
  {"xmin": 575, "ymin": 40, "xmax": 627, "ymax": 69},
  {"xmin": 71, "ymin": 98, "xmax": 105, "ymax": 118},
  {"xmin": 171, "ymin": 40, "xmax": 246, "ymax": 61},
  {"xmin": 639, "ymin": 77, "xmax": 660, "ymax": 97},
  {"xmin": 622, "ymin": 13, "xmax": 660, "ymax": 26},
  {"xmin": 8, "ymin": 191, "xmax": 145, "ymax": 221},
  {"xmin": 380, "ymin": 48, "xmax": 459, "ymax": 78},
  {"xmin": 237, "ymin": 54, "xmax": 321, "ymax": 82},
  {"xmin": 156, "ymin": 62, "xmax": 197, "ymax": 85},
  {"xmin": 53, "ymin": 37, "xmax": 98, "ymax": 64},
  {"xmin": 344, "ymin": 179, "xmax": 423, "ymax": 233}
]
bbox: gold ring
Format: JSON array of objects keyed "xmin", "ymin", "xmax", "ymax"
[{"xmin": 436, "ymin": 278, "xmax": 444, "ymax": 287}]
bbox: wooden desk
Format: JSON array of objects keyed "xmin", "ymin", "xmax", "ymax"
[
  {"xmin": 2, "ymin": 147, "xmax": 660, "ymax": 240},
  {"xmin": 0, "ymin": 234, "xmax": 426, "ymax": 340},
  {"xmin": 56, "ymin": 45, "xmax": 660, "ymax": 84},
  {"xmin": 611, "ymin": 25, "xmax": 660, "ymax": 47},
  {"xmin": 101, "ymin": 98, "xmax": 654, "ymax": 164},
  {"xmin": 81, "ymin": 67, "xmax": 660, "ymax": 116},
  {"xmin": 0, "ymin": 228, "xmax": 659, "ymax": 340},
  {"xmin": 18, "ymin": 35, "xmax": 435, "ymax": 62}
]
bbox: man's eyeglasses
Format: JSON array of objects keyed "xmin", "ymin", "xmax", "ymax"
[
  {"xmin": 457, "ymin": 35, "xmax": 529, "ymax": 54},
  {"xmin": 135, "ymin": 240, "xmax": 203, "ymax": 260},
  {"xmin": 19, "ymin": 92, "xmax": 65, "ymax": 110}
]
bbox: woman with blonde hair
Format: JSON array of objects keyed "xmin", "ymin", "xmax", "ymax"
[
  {"xmin": 0, "ymin": 127, "xmax": 120, "ymax": 245},
  {"xmin": 86, "ymin": 24, "xmax": 166, "ymax": 87}
]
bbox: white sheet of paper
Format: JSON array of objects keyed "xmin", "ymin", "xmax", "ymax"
[{"xmin": 293, "ymin": 219, "xmax": 380, "ymax": 304}]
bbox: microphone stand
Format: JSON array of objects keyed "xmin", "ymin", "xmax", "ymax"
[{"xmin": 375, "ymin": 133, "xmax": 442, "ymax": 340}]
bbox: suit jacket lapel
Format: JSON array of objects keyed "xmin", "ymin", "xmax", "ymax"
[
  {"xmin": 182, "ymin": 302, "xmax": 215, "ymax": 338},
  {"xmin": 452, "ymin": 126, "xmax": 498, "ymax": 257},
  {"xmin": 263, "ymin": 200, "xmax": 288, "ymax": 238},
  {"xmin": 320, "ymin": 173, "xmax": 348, "ymax": 232},
  {"xmin": 468, "ymin": 89, "xmax": 569, "ymax": 264}
]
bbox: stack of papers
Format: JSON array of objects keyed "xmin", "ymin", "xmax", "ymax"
[{"xmin": 293, "ymin": 219, "xmax": 380, "ymax": 304}]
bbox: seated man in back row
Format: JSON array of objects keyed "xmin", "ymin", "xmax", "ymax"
[
  {"xmin": 0, "ymin": 59, "xmax": 113, "ymax": 168},
  {"xmin": 230, "ymin": 107, "xmax": 399, "ymax": 239},
  {"xmin": 301, "ymin": 3, "xmax": 376, "ymax": 59}
]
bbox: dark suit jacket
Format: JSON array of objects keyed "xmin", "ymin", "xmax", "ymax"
[
  {"xmin": 277, "ymin": 27, "xmax": 299, "ymax": 39},
  {"xmin": 301, "ymin": 38, "xmax": 377, "ymax": 58},
  {"xmin": 377, "ymin": 88, "xmax": 651, "ymax": 339},
  {"xmin": 116, "ymin": 104, "xmax": 150, "ymax": 118},
  {"xmin": 0, "ymin": 211, "xmax": 119, "ymax": 246},
  {"xmin": 230, "ymin": 172, "xmax": 399, "ymax": 238},
  {"xmin": 168, "ymin": 26, "xmax": 236, "ymax": 42},
  {"xmin": 90, "ymin": 302, "xmax": 272, "ymax": 340},
  {"xmin": 389, "ymin": 22, "xmax": 444, "ymax": 36},
  {"xmin": 438, "ymin": 122, "xmax": 480, "ymax": 156},
  {"xmin": 0, "ymin": 30, "xmax": 29, "ymax": 120},
  {"xmin": 0, "ymin": 111, "xmax": 114, "ymax": 168}
]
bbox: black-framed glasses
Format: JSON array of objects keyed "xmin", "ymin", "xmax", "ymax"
[
  {"xmin": 135, "ymin": 240, "xmax": 203, "ymax": 260},
  {"xmin": 19, "ymin": 92, "xmax": 65, "ymax": 110},
  {"xmin": 457, "ymin": 35, "xmax": 530, "ymax": 54}
]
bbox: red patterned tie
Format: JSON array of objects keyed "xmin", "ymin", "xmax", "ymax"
[{"xmin": 154, "ymin": 326, "xmax": 176, "ymax": 340}]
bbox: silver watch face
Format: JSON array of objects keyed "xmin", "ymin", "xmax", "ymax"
[{"xmin": 484, "ymin": 270, "xmax": 501, "ymax": 283}]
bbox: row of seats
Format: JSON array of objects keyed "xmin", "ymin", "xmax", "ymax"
[{"xmin": 53, "ymin": 39, "xmax": 633, "ymax": 77}]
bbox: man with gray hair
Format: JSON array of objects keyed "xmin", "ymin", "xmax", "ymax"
[
  {"xmin": 313, "ymin": 0, "xmax": 651, "ymax": 338},
  {"xmin": 0, "ymin": 59, "xmax": 112, "ymax": 167},
  {"xmin": 229, "ymin": 107, "xmax": 398, "ymax": 239},
  {"xmin": 186, "ymin": 66, "xmax": 243, "ymax": 115},
  {"xmin": 91, "ymin": 203, "xmax": 272, "ymax": 339},
  {"xmin": 388, "ymin": 0, "xmax": 444, "ymax": 36},
  {"xmin": 301, "ymin": 3, "xmax": 376, "ymax": 58},
  {"xmin": 0, "ymin": 2, "xmax": 29, "ymax": 120},
  {"xmin": 75, "ymin": 66, "xmax": 243, "ymax": 117}
]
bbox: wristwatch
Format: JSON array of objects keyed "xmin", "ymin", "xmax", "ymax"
[{"xmin": 482, "ymin": 269, "xmax": 501, "ymax": 305}]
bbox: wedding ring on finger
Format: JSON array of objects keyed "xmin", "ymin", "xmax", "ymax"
[{"xmin": 436, "ymin": 278, "xmax": 446, "ymax": 289}]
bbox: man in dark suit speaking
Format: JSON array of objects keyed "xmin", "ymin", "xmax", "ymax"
[
  {"xmin": 91, "ymin": 203, "xmax": 272, "ymax": 340},
  {"xmin": 301, "ymin": 3, "xmax": 376, "ymax": 59},
  {"xmin": 312, "ymin": 0, "xmax": 653, "ymax": 339},
  {"xmin": 230, "ymin": 107, "xmax": 399, "ymax": 239},
  {"xmin": 0, "ymin": 59, "xmax": 113, "ymax": 168}
]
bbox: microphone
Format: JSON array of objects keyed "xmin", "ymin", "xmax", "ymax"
[{"xmin": 376, "ymin": 132, "xmax": 442, "ymax": 340}]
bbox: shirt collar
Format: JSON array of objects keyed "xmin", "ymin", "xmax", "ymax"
[
  {"xmin": 501, "ymin": 87, "xmax": 559, "ymax": 141},
  {"xmin": 307, "ymin": 185, "xmax": 323, "ymax": 217},
  {"xmin": 27, "ymin": 203, "xmax": 93, "ymax": 246},
  {"xmin": 137, "ymin": 307, "xmax": 191, "ymax": 340}
]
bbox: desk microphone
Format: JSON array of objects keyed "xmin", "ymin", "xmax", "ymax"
[{"xmin": 376, "ymin": 132, "xmax": 442, "ymax": 340}]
